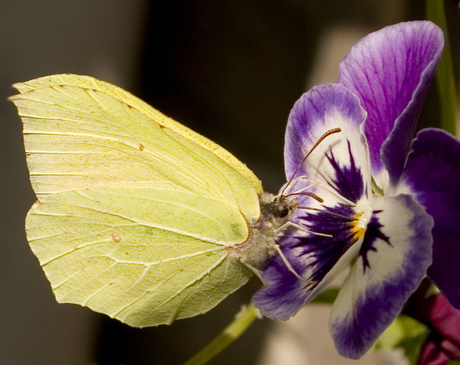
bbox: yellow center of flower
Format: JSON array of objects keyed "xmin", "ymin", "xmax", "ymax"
[
  {"xmin": 351, "ymin": 213, "xmax": 367, "ymax": 239},
  {"xmin": 351, "ymin": 200, "xmax": 373, "ymax": 239}
]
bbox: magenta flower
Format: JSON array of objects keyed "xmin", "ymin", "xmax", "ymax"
[
  {"xmin": 252, "ymin": 21, "xmax": 460, "ymax": 359},
  {"xmin": 403, "ymin": 283, "xmax": 460, "ymax": 365},
  {"xmin": 416, "ymin": 293, "xmax": 460, "ymax": 365}
]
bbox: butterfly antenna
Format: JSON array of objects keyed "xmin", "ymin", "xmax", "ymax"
[
  {"xmin": 281, "ymin": 128, "xmax": 341, "ymax": 196},
  {"xmin": 287, "ymin": 191, "xmax": 324, "ymax": 203}
]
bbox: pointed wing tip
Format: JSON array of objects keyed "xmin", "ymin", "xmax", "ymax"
[{"xmin": 10, "ymin": 74, "xmax": 92, "ymax": 94}]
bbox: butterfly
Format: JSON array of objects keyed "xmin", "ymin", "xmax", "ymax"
[{"xmin": 10, "ymin": 74, "xmax": 298, "ymax": 327}]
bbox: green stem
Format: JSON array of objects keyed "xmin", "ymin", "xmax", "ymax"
[
  {"xmin": 426, "ymin": 0, "xmax": 458, "ymax": 135},
  {"xmin": 183, "ymin": 303, "xmax": 259, "ymax": 365}
]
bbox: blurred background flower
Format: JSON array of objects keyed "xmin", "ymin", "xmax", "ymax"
[{"xmin": 416, "ymin": 293, "xmax": 460, "ymax": 365}]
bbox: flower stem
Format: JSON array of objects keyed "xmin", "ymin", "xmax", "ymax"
[
  {"xmin": 183, "ymin": 303, "xmax": 259, "ymax": 365},
  {"xmin": 426, "ymin": 0, "xmax": 458, "ymax": 135}
]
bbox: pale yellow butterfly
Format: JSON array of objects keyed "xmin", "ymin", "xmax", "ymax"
[{"xmin": 10, "ymin": 74, "xmax": 297, "ymax": 327}]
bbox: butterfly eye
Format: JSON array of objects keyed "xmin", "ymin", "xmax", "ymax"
[
  {"xmin": 260, "ymin": 195, "xmax": 291, "ymax": 218},
  {"xmin": 271, "ymin": 195, "xmax": 297, "ymax": 219},
  {"xmin": 275, "ymin": 204, "xmax": 289, "ymax": 218}
]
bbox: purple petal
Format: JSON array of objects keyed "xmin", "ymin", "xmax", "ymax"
[
  {"xmin": 329, "ymin": 194, "xmax": 433, "ymax": 359},
  {"xmin": 255, "ymin": 84, "xmax": 375, "ymax": 320},
  {"xmin": 398, "ymin": 129, "xmax": 460, "ymax": 309},
  {"xmin": 253, "ymin": 200, "xmax": 365, "ymax": 320},
  {"xmin": 250, "ymin": 244, "xmax": 311, "ymax": 321},
  {"xmin": 283, "ymin": 83, "xmax": 369, "ymax": 201},
  {"xmin": 338, "ymin": 21, "xmax": 444, "ymax": 189}
]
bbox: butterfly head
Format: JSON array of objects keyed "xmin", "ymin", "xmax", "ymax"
[{"xmin": 226, "ymin": 191, "xmax": 298, "ymax": 278}]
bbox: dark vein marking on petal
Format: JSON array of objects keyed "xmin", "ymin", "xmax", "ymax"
[
  {"xmin": 359, "ymin": 210, "xmax": 390, "ymax": 273},
  {"xmin": 324, "ymin": 141, "xmax": 365, "ymax": 203}
]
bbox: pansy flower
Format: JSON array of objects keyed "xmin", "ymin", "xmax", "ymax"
[{"xmin": 253, "ymin": 21, "xmax": 460, "ymax": 359}]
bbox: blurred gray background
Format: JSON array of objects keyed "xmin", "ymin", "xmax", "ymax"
[{"xmin": 1, "ymin": 1, "xmax": 458, "ymax": 364}]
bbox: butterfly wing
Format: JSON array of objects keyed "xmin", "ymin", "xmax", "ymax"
[
  {"xmin": 27, "ymin": 188, "xmax": 252, "ymax": 327},
  {"xmin": 10, "ymin": 74, "xmax": 262, "ymax": 326},
  {"xmin": 11, "ymin": 74, "xmax": 262, "ymax": 215},
  {"xmin": 12, "ymin": 74, "xmax": 262, "ymax": 198}
]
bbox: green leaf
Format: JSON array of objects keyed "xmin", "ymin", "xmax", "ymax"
[
  {"xmin": 310, "ymin": 288, "xmax": 339, "ymax": 304},
  {"xmin": 426, "ymin": 0, "xmax": 458, "ymax": 135},
  {"xmin": 375, "ymin": 315, "xmax": 430, "ymax": 365}
]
